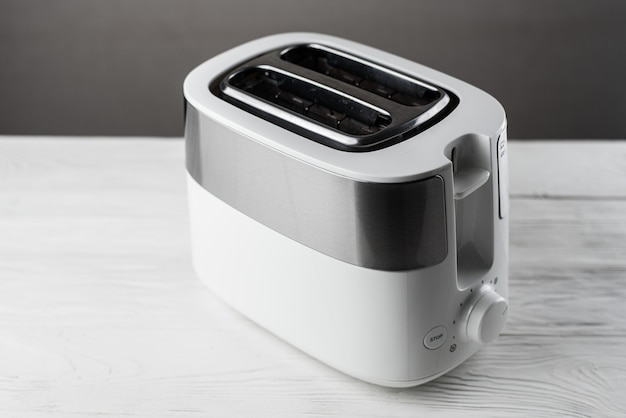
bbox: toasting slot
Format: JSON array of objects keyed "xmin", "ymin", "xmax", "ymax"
[
  {"xmin": 212, "ymin": 43, "xmax": 456, "ymax": 151},
  {"xmin": 227, "ymin": 67, "xmax": 391, "ymax": 137}
]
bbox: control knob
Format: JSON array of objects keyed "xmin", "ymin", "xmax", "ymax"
[{"xmin": 465, "ymin": 287, "xmax": 508, "ymax": 344}]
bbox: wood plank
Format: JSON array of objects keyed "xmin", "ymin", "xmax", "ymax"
[
  {"xmin": 1, "ymin": 137, "xmax": 625, "ymax": 417},
  {"xmin": 509, "ymin": 140, "xmax": 626, "ymax": 198}
]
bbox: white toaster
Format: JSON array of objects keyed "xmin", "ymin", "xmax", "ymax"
[{"xmin": 184, "ymin": 33, "xmax": 509, "ymax": 387}]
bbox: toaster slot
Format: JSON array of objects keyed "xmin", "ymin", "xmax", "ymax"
[
  {"xmin": 281, "ymin": 44, "xmax": 443, "ymax": 107},
  {"xmin": 226, "ymin": 66, "xmax": 391, "ymax": 137},
  {"xmin": 447, "ymin": 135, "xmax": 494, "ymax": 287},
  {"xmin": 212, "ymin": 44, "xmax": 457, "ymax": 151}
]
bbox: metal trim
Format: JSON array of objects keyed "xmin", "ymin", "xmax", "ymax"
[{"xmin": 185, "ymin": 104, "xmax": 448, "ymax": 271}]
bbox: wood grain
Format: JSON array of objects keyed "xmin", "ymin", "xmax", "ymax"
[
  {"xmin": 1, "ymin": 137, "xmax": 625, "ymax": 417},
  {"xmin": 509, "ymin": 140, "xmax": 626, "ymax": 199}
]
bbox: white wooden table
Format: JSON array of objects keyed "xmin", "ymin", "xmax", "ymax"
[{"xmin": 1, "ymin": 137, "xmax": 625, "ymax": 417}]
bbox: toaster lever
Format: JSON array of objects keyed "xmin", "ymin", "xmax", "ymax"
[{"xmin": 453, "ymin": 167, "xmax": 490, "ymax": 200}]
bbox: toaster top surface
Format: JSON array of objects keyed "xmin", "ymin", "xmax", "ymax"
[{"xmin": 184, "ymin": 32, "xmax": 506, "ymax": 183}]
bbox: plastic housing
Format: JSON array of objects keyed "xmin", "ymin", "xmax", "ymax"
[{"xmin": 184, "ymin": 33, "xmax": 509, "ymax": 387}]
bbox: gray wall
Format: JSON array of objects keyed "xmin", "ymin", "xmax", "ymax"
[{"xmin": 1, "ymin": 0, "xmax": 625, "ymax": 138}]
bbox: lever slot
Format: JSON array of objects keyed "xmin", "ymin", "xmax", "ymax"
[{"xmin": 447, "ymin": 134, "xmax": 494, "ymax": 287}]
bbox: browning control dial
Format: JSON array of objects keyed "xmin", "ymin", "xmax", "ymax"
[{"xmin": 465, "ymin": 286, "xmax": 508, "ymax": 344}]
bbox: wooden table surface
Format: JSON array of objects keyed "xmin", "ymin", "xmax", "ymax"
[{"xmin": 1, "ymin": 137, "xmax": 625, "ymax": 417}]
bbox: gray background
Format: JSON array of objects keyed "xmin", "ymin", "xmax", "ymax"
[{"xmin": 1, "ymin": 0, "xmax": 625, "ymax": 138}]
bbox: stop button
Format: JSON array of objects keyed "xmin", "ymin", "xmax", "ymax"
[{"xmin": 423, "ymin": 325, "xmax": 448, "ymax": 350}]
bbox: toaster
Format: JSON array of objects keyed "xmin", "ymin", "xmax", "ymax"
[{"xmin": 184, "ymin": 33, "xmax": 509, "ymax": 387}]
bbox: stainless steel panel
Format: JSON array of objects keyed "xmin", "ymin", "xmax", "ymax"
[{"xmin": 185, "ymin": 104, "xmax": 447, "ymax": 271}]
